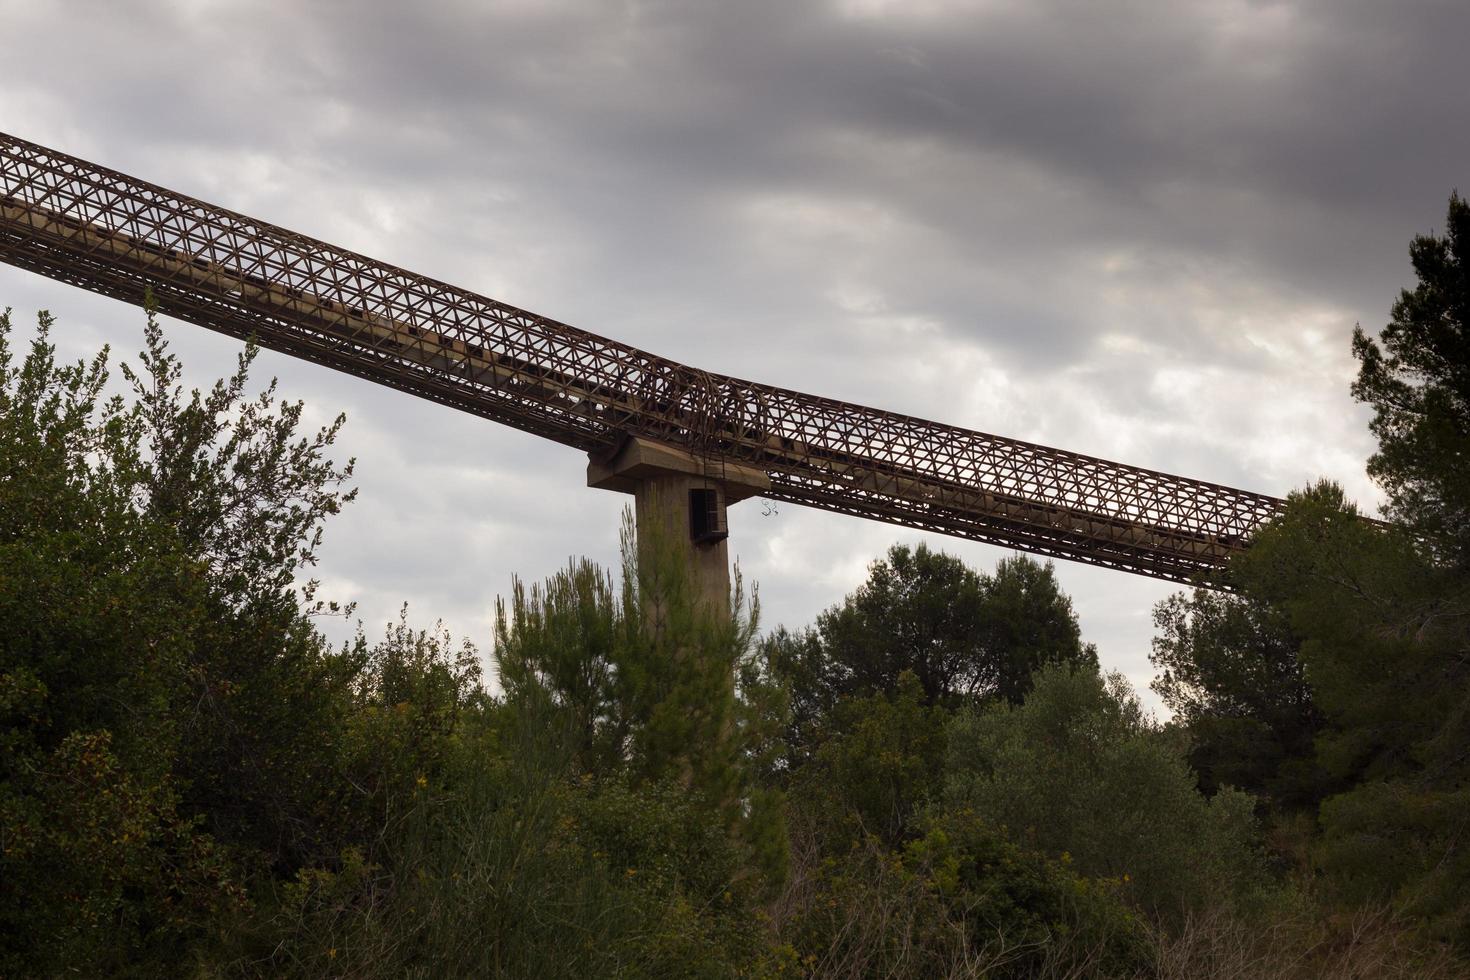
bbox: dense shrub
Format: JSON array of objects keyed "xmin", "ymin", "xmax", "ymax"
[
  {"xmin": 946, "ymin": 664, "xmax": 1270, "ymax": 920},
  {"xmin": 774, "ymin": 806, "xmax": 1151, "ymax": 979},
  {"xmin": 789, "ymin": 671, "xmax": 948, "ymax": 849}
]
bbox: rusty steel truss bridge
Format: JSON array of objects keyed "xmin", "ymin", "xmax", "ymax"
[{"xmin": 0, "ymin": 132, "xmax": 1287, "ymax": 588}]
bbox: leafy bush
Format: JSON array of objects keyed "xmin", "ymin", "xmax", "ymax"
[
  {"xmin": 946, "ymin": 664, "xmax": 1270, "ymax": 921},
  {"xmin": 1150, "ymin": 586, "xmax": 1325, "ymax": 807},
  {"xmin": 774, "ymin": 807, "xmax": 1151, "ymax": 978},
  {"xmin": 791, "ymin": 671, "xmax": 948, "ymax": 849},
  {"xmin": 0, "ymin": 307, "xmax": 359, "ymax": 974},
  {"xmin": 766, "ymin": 547, "xmax": 1098, "ymax": 766},
  {"xmin": 494, "ymin": 515, "xmax": 788, "ymax": 886},
  {"xmin": 263, "ymin": 754, "xmax": 773, "ymax": 978},
  {"xmin": 1229, "ymin": 484, "xmax": 1470, "ymax": 944}
]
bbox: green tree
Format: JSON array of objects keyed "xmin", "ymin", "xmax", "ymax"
[
  {"xmin": 329, "ymin": 609, "xmax": 491, "ymax": 855},
  {"xmin": 982, "ymin": 554, "xmax": 1099, "ymax": 704},
  {"xmin": 793, "ymin": 671, "xmax": 948, "ymax": 849},
  {"xmin": 1233, "ymin": 484, "xmax": 1458, "ymax": 785},
  {"xmin": 0, "ymin": 306, "xmax": 361, "ymax": 974},
  {"xmin": 1352, "ymin": 191, "xmax": 1470, "ymax": 567},
  {"xmin": 492, "ymin": 558, "xmax": 623, "ymax": 774},
  {"xmin": 0, "ymin": 311, "xmax": 240, "ymax": 974},
  {"xmin": 1150, "ymin": 587, "xmax": 1324, "ymax": 804},
  {"xmin": 119, "ymin": 312, "xmax": 361, "ymax": 875},
  {"xmin": 769, "ymin": 545, "xmax": 1096, "ymax": 764},
  {"xmin": 946, "ymin": 663, "xmax": 1269, "ymax": 921},
  {"xmin": 1232, "ymin": 483, "xmax": 1470, "ymax": 941},
  {"xmin": 276, "ymin": 756, "xmax": 776, "ymax": 979},
  {"xmin": 778, "ymin": 676, "xmax": 1149, "ymax": 977},
  {"xmin": 0, "ymin": 303, "xmax": 800, "ymax": 977},
  {"xmin": 1337, "ymin": 194, "xmax": 1470, "ymax": 941},
  {"xmin": 493, "ymin": 512, "xmax": 787, "ymax": 886},
  {"xmin": 804, "ymin": 543, "xmax": 993, "ymax": 708}
]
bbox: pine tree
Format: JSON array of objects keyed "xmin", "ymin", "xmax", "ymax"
[{"xmin": 1352, "ymin": 192, "xmax": 1470, "ymax": 567}]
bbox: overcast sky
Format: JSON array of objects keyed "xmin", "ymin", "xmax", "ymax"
[{"xmin": 3, "ymin": 0, "xmax": 1465, "ymax": 710}]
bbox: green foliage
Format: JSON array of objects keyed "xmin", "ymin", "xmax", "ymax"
[
  {"xmin": 117, "ymin": 311, "xmax": 360, "ymax": 874},
  {"xmin": 267, "ymin": 749, "xmax": 773, "ymax": 978},
  {"xmin": 0, "ymin": 310, "xmax": 243, "ymax": 974},
  {"xmin": 1, "ymin": 729, "xmax": 244, "ymax": 976},
  {"xmin": 493, "ymin": 557, "xmax": 623, "ymax": 773},
  {"xmin": 777, "ymin": 808, "xmax": 1151, "ymax": 978},
  {"xmin": 494, "ymin": 513, "xmax": 788, "ymax": 887},
  {"xmin": 806, "ymin": 541, "xmax": 993, "ymax": 706},
  {"xmin": 119, "ymin": 308, "xmax": 356, "ymax": 606},
  {"xmin": 14, "ymin": 277, "xmax": 1470, "ymax": 974},
  {"xmin": 328, "ymin": 610, "xmax": 491, "ymax": 860},
  {"xmin": 757, "ymin": 625, "xmax": 828, "ymax": 768},
  {"xmin": 1230, "ymin": 483, "xmax": 1470, "ymax": 942},
  {"xmin": 794, "ymin": 671, "xmax": 948, "ymax": 849},
  {"xmin": 1352, "ymin": 191, "xmax": 1470, "ymax": 568},
  {"xmin": 1317, "ymin": 783, "xmax": 1470, "ymax": 944},
  {"xmin": 1333, "ymin": 192, "xmax": 1470, "ymax": 938},
  {"xmin": 1235, "ymin": 484, "xmax": 1463, "ymax": 785},
  {"xmin": 556, "ymin": 776, "xmax": 772, "ymax": 972},
  {"xmin": 907, "ymin": 808, "xmax": 1153, "ymax": 975},
  {"xmin": 1150, "ymin": 587, "xmax": 1325, "ymax": 804},
  {"xmin": 239, "ymin": 548, "xmax": 785, "ymax": 977},
  {"xmin": 769, "ymin": 545, "xmax": 1096, "ymax": 764},
  {"xmin": 0, "ymin": 302, "xmax": 793, "ymax": 976},
  {"xmin": 777, "ymin": 667, "xmax": 1161, "ymax": 975},
  {"xmin": 0, "ymin": 305, "xmax": 366, "ymax": 974},
  {"xmin": 981, "ymin": 555, "xmax": 1101, "ymax": 704},
  {"xmin": 946, "ymin": 664, "xmax": 1270, "ymax": 921},
  {"xmin": 0, "ymin": 312, "xmax": 188, "ymax": 780}
]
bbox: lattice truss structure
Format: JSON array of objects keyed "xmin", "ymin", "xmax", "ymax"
[{"xmin": 0, "ymin": 132, "xmax": 1287, "ymax": 586}]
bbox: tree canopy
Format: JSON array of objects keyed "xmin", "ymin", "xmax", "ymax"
[
  {"xmin": 766, "ymin": 543, "xmax": 1097, "ymax": 761},
  {"xmin": 1150, "ymin": 585, "xmax": 1324, "ymax": 803},
  {"xmin": 0, "ymin": 306, "xmax": 361, "ymax": 972},
  {"xmin": 1352, "ymin": 191, "xmax": 1470, "ymax": 567}
]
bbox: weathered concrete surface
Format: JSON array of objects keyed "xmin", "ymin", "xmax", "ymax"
[{"xmin": 588, "ymin": 436, "xmax": 769, "ymax": 615}]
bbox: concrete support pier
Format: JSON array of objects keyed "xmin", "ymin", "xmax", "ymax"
[{"xmin": 587, "ymin": 436, "xmax": 770, "ymax": 616}]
